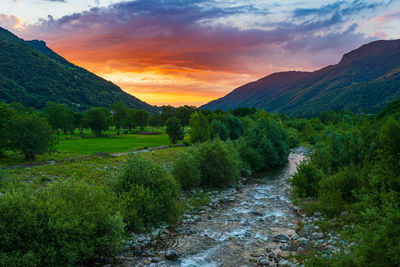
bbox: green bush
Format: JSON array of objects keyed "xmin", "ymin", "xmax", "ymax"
[
  {"xmin": 210, "ymin": 119, "xmax": 229, "ymax": 141},
  {"xmin": 0, "ymin": 180, "xmax": 125, "ymax": 266},
  {"xmin": 290, "ymin": 161, "xmax": 324, "ymax": 198},
  {"xmin": 197, "ymin": 139, "xmax": 241, "ymax": 188},
  {"xmin": 287, "ymin": 128, "xmax": 300, "ymax": 148},
  {"xmin": 237, "ymin": 118, "xmax": 289, "ymax": 172},
  {"xmin": 113, "ymin": 155, "xmax": 180, "ymax": 232},
  {"xmin": 172, "ymin": 148, "xmax": 201, "ymax": 190},
  {"xmin": 318, "ymin": 166, "xmax": 363, "ymax": 203}
]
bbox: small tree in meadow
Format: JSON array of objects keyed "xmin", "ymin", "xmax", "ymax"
[
  {"xmin": 111, "ymin": 102, "xmax": 129, "ymax": 135},
  {"xmin": 131, "ymin": 109, "xmax": 149, "ymax": 130},
  {"xmin": 166, "ymin": 117, "xmax": 184, "ymax": 144},
  {"xmin": 43, "ymin": 102, "xmax": 74, "ymax": 137},
  {"xmin": 84, "ymin": 107, "xmax": 110, "ymax": 137},
  {"xmin": 189, "ymin": 111, "xmax": 210, "ymax": 143},
  {"xmin": 4, "ymin": 113, "xmax": 55, "ymax": 160}
]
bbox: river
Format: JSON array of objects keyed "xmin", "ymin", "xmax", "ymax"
[{"xmin": 118, "ymin": 148, "xmax": 306, "ymax": 267}]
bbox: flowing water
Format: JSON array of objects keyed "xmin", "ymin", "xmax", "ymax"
[{"xmin": 120, "ymin": 148, "xmax": 306, "ymax": 267}]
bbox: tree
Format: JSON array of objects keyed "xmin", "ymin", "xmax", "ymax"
[
  {"xmin": 161, "ymin": 105, "xmax": 176, "ymax": 125},
  {"xmin": 4, "ymin": 113, "xmax": 55, "ymax": 160},
  {"xmin": 111, "ymin": 102, "xmax": 129, "ymax": 135},
  {"xmin": 84, "ymin": 107, "xmax": 110, "ymax": 137},
  {"xmin": 0, "ymin": 103, "xmax": 13, "ymax": 154},
  {"xmin": 149, "ymin": 113, "xmax": 163, "ymax": 129},
  {"xmin": 131, "ymin": 109, "xmax": 149, "ymax": 130},
  {"xmin": 176, "ymin": 105, "xmax": 196, "ymax": 128},
  {"xmin": 189, "ymin": 112, "xmax": 210, "ymax": 143},
  {"xmin": 43, "ymin": 102, "xmax": 74, "ymax": 137},
  {"xmin": 73, "ymin": 112, "xmax": 85, "ymax": 134},
  {"xmin": 166, "ymin": 117, "xmax": 184, "ymax": 144},
  {"xmin": 210, "ymin": 119, "xmax": 229, "ymax": 141}
]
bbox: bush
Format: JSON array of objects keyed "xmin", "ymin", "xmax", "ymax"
[
  {"xmin": 113, "ymin": 155, "xmax": 180, "ymax": 232},
  {"xmin": 237, "ymin": 118, "xmax": 289, "ymax": 172},
  {"xmin": 290, "ymin": 161, "xmax": 324, "ymax": 198},
  {"xmin": 197, "ymin": 139, "xmax": 241, "ymax": 188},
  {"xmin": 287, "ymin": 128, "xmax": 300, "ymax": 148},
  {"xmin": 0, "ymin": 180, "xmax": 125, "ymax": 266},
  {"xmin": 210, "ymin": 119, "xmax": 229, "ymax": 141},
  {"xmin": 318, "ymin": 166, "xmax": 363, "ymax": 203},
  {"xmin": 172, "ymin": 148, "xmax": 201, "ymax": 190}
]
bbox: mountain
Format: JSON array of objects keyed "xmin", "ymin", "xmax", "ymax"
[
  {"xmin": 0, "ymin": 27, "xmax": 156, "ymax": 111},
  {"xmin": 201, "ymin": 40, "xmax": 400, "ymax": 116}
]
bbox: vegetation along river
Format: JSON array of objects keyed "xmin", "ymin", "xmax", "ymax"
[{"xmin": 116, "ymin": 148, "xmax": 306, "ymax": 267}]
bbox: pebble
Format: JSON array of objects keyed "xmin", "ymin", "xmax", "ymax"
[{"xmin": 165, "ymin": 249, "xmax": 179, "ymax": 260}]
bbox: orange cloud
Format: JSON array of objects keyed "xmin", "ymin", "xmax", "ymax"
[{"xmin": 0, "ymin": 13, "xmax": 23, "ymax": 30}]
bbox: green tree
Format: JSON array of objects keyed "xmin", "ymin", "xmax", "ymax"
[
  {"xmin": 189, "ymin": 111, "xmax": 210, "ymax": 143},
  {"xmin": 131, "ymin": 109, "xmax": 150, "ymax": 130},
  {"xmin": 72, "ymin": 112, "xmax": 85, "ymax": 134},
  {"xmin": 4, "ymin": 113, "xmax": 55, "ymax": 160},
  {"xmin": 166, "ymin": 117, "xmax": 184, "ymax": 144},
  {"xmin": 84, "ymin": 107, "xmax": 110, "ymax": 137},
  {"xmin": 210, "ymin": 119, "xmax": 229, "ymax": 141},
  {"xmin": 43, "ymin": 102, "xmax": 74, "ymax": 137},
  {"xmin": 111, "ymin": 102, "xmax": 129, "ymax": 135},
  {"xmin": 149, "ymin": 113, "xmax": 163, "ymax": 129},
  {"xmin": 0, "ymin": 102, "xmax": 13, "ymax": 154},
  {"xmin": 176, "ymin": 105, "xmax": 196, "ymax": 128},
  {"xmin": 161, "ymin": 105, "xmax": 176, "ymax": 125}
]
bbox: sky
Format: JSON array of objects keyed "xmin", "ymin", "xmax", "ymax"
[{"xmin": 1, "ymin": 0, "xmax": 400, "ymax": 107}]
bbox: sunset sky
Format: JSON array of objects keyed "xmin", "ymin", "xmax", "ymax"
[{"xmin": 1, "ymin": 0, "xmax": 400, "ymax": 107}]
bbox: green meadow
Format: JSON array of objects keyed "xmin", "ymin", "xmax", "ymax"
[{"xmin": 0, "ymin": 127, "xmax": 189, "ymax": 167}]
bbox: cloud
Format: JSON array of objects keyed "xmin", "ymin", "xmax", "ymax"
[
  {"xmin": 0, "ymin": 13, "xmax": 23, "ymax": 30},
  {"xmin": 15, "ymin": 0, "xmax": 393, "ymax": 106}
]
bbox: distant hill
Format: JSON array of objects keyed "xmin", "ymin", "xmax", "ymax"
[
  {"xmin": 201, "ymin": 40, "xmax": 400, "ymax": 116},
  {"xmin": 0, "ymin": 27, "xmax": 156, "ymax": 111}
]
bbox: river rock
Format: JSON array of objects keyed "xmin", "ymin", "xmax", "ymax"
[
  {"xmin": 165, "ymin": 249, "xmax": 179, "ymax": 260},
  {"xmin": 259, "ymin": 257, "xmax": 271, "ymax": 266}
]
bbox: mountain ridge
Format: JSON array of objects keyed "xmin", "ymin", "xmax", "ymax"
[
  {"xmin": 0, "ymin": 27, "xmax": 156, "ymax": 111},
  {"xmin": 201, "ymin": 39, "xmax": 400, "ymax": 116}
]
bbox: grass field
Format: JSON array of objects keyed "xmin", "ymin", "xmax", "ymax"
[
  {"xmin": 0, "ymin": 127, "xmax": 189, "ymax": 166},
  {"xmin": 4, "ymin": 147, "xmax": 186, "ymax": 188}
]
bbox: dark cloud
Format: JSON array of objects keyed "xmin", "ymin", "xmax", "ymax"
[{"xmin": 21, "ymin": 0, "xmax": 382, "ymax": 77}]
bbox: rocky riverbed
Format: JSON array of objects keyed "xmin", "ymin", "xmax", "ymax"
[{"xmin": 110, "ymin": 148, "xmax": 350, "ymax": 267}]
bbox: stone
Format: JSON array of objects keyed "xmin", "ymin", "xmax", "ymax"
[
  {"xmin": 313, "ymin": 212, "xmax": 322, "ymax": 217},
  {"xmin": 297, "ymin": 247, "xmax": 304, "ymax": 255},
  {"xmin": 165, "ymin": 249, "xmax": 179, "ymax": 260},
  {"xmin": 259, "ymin": 257, "xmax": 271, "ymax": 266}
]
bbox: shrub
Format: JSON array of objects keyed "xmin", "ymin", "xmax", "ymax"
[
  {"xmin": 0, "ymin": 180, "xmax": 125, "ymax": 266},
  {"xmin": 113, "ymin": 155, "xmax": 180, "ymax": 232},
  {"xmin": 172, "ymin": 148, "xmax": 201, "ymax": 190},
  {"xmin": 318, "ymin": 166, "xmax": 363, "ymax": 203},
  {"xmin": 290, "ymin": 161, "xmax": 324, "ymax": 198},
  {"xmin": 166, "ymin": 117, "xmax": 184, "ymax": 144},
  {"xmin": 238, "ymin": 118, "xmax": 289, "ymax": 172},
  {"xmin": 197, "ymin": 139, "xmax": 241, "ymax": 188},
  {"xmin": 210, "ymin": 119, "xmax": 229, "ymax": 141},
  {"xmin": 287, "ymin": 128, "xmax": 300, "ymax": 148}
]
